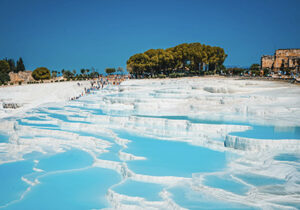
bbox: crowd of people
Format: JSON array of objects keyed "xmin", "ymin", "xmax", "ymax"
[{"xmin": 69, "ymin": 75, "xmax": 127, "ymax": 101}]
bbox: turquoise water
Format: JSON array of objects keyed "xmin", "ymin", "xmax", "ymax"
[
  {"xmin": 230, "ymin": 125, "xmax": 300, "ymax": 139},
  {"xmin": 136, "ymin": 115, "xmax": 300, "ymax": 140},
  {"xmin": 168, "ymin": 185, "xmax": 257, "ymax": 210},
  {"xmin": 136, "ymin": 114, "xmax": 250, "ymax": 126},
  {"xmin": 98, "ymin": 143, "xmax": 122, "ymax": 161},
  {"xmin": 66, "ymin": 105, "xmax": 105, "ymax": 116},
  {"xmin": 117, "ymin": 131, "xmax": 227, "ymax": 177},
  {"xmin": 274, "ymin": 202, "xmax": 300, "ymax": 209},
  {"xmin": 35, "ymin": 110, "xmax": 91, "ymax": 124},
  {"xmin": 112, "ymin": 179, "xmax": 164, "ymax": 201},
  {"xmin": 274, "ymin": 153, "xmax": 300, "ymax": 162},
  {"xmin": 47, "ymin": 107, "xmax": 64, "ymax": 111},
  {"xmin": 0, "ymin": 132, "xmax": 8, "ymax": 143},
  {"xmin": 37, "ymin": 149, "xmax": 94, "ymax": 172},
  {"xmin": 25, "ymin": 116, "xmax": 47, "ymax": 121},
  {"xmin": 235, "ymin": 174, "xmax": 285, "ymax": 186},
  {"xmin": 17, "ymin": 119, "xmax": 59, "ymax": 129},
  {"xmin": 0, "ymin": 160, "xmax": 34, "ymax": 206},
  {"xmin": 72, "ymin": 131, "xmax": 122, "ymax": 161},
  {"xmin": 18, "ymin": 122, "xmax": 58, "ymax": 128},
  {"xmin": 6, "ymin": 167, "xmax": 120, "ymax": 210},
  {"xmin": 203, "ymin": 175, "xmax": 249, "ymax": 195}
]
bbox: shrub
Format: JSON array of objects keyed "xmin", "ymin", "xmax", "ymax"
[
  {"xmin": 105, "ymin": 68, "xmax": 116, "ymax": 75},
  {"xmin": 169, "ymin": 73, "xmax": 186, "ymax": 78},
  {"xmin": 158, "ymin": 74, "xmax": 166, "ymax": 78},
  {"xmin": 169, "ymin": 73, "xmax": 177, "ymax": 78},
  {"xmin": 32, "ymin": 67, "xmax": 51, "ymax": 80},
  {"xmin": 10, "ymin": 82, "xmax": 14, "ymax": 85},
  {"xmin": 251, "ymin": 70, "xmax": 260, "ymax": 76},
  {"xmin": 263, "ymin": 68, "xmax": 271, "ymax": 77}
]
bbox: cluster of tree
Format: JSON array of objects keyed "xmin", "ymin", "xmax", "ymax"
[
  {"xmin": 30, "ymin": 66, "xmax": 103, "ymax": 81},
  {"xmin": 105, "ymin": 67, "xmax": 124, "ymax": 75},
  {"xmin": 126, "ymin": 43, "xmax": 227, "ymax": 78},
  {"xmin": 0, "ymin": 57, "xmax": 25, "ymax": 85},
  {"xmin": 4, "ymin": 57, "xmax": 25, "ymax": 73},
  {"xmin": 60, "ymin": 67, "xmax": 100, "ymax": 80},
  {"xmin": 224, "ymin": 64, "xmax": 262, "ymax": 76}
]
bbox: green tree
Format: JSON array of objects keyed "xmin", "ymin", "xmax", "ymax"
[
  {"xmin": 32, "ymin": 67, "xmax": 51, "ymax": 80},
  {"xmin": 0, "ymin": 60, "xmax": 11, "ymax": 84},
  {"xmin": 90, "ymin": 67, "xmax": 99, "ymax": 78},
  {"xmin": 227, "ymin": 67, "xmax": 245, "ymax": 76},
  {"xmin": 127, "ymin": 53, "xmax": 150, "ymax": 77},
  {"xmin": 105, "ymin": 68, "xmax": 116, "ymax": 75},
  {"xmin": 16, "ymin": 57, "xmax": 25, "ymax": 72},
  {"xmin": 127, "ymin": 42, "xmax": 227, "ymax": 78},
  {"xmin": 62, "ymin": 70, "xmax": 74, "ymax": 79},
  {"xmin": 5, "ymin": 58, "xmax": 16, "ymax": 73},
  {"xmin": 250, "ymin": 64, "xmax": 260, "ymax": 71},
  {"xmin": 0, "ymin": 60, "xmax": 10, "ymax": 73},
  {"xmin": 263, "ymin": 68, "xmax": 271, "ymax": 76},
  {"xmin": 90, "ymin": 71, "xmax": 99, "ymax": 78}
]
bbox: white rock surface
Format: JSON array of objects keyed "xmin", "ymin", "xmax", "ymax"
[{"xmin": 0, "ymin": 81, "xmax": 91, "ymax": 119}]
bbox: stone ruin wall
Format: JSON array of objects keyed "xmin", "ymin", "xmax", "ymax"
[
  {"xmin": 261, "ymin": 56, "xmax": 274, "ymax": 69},
  {"xmin": 9, "ymin": 71, "xmax": 34, "ymax": 84},
  {"xmin": 275, "ymin": 49, "xmax": 300, "ymax": 57},
  {"xmin": 261, "ymin": 49, "xmax": 300, "ymax": 71},
  {"xmin": 273, "ymin": 49, "xmax": 300, "ymax": 69}
]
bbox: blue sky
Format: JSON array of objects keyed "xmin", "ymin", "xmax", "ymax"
[{"xmin": 0, "ymin": 0, "xmax": 299, "ymax": 73}]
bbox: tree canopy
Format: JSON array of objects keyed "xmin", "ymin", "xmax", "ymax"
[
  {"xmin": 16, "ymin": 57, "xmax": 25, "ymax": 72},
  {"xmin": 32, "ymin": 67, "xmax": 51, "ymax": 80},
  {"xmin": 0, "ymin": 60, "xmax": 11, "ymax": 84},
  {"xmin": 5, "ymin": 58, "xmax": 16, "ymax": 73},
  {"xmin": 250, "ymin": 63, "xmax": 260, "ymax": 71},
  {"xmin": 127, "ymin": 43, "xmax": 227, "ymax": 77},
  {"xmin": 62, "ymin": 70, "xmax": 74, "ymax": 79},
  {"xmin": 105, "ymin": 68, "xmax": 116, "ymax": 75}
]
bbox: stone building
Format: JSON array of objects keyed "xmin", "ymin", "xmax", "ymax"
[
  {"xmin": 9, "ymin": 71, "xmax": 34, "ymax": 84},
  {"xmin": 261, "ymin": 49, "xmax": 300, "ymax": 72}
]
